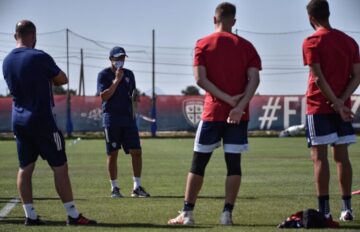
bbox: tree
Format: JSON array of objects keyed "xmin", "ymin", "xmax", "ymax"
[
  {"xmin": 181, "ymin": 85, "xmax": 200, "ymax": 96},
  {"xmin": 52, "ymin": 85, "xmax": 76, "ymax": 95}
]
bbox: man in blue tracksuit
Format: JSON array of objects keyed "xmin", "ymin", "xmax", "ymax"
[{"xmin": 97, "ymin": 46, "xmax": 150, "ymax": 198}]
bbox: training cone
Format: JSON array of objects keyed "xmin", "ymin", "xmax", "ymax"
[{"xmin": 352, "ymin": 190, "xmax": 360, "ymax": 195}]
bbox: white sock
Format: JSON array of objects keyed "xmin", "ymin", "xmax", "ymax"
[
  {"xmin": 63, "ymin": 201, "xmax": 80, "ymax": 219},
  {"xmin": 110, "ymin": 179, "xmax": 119, "ymax": 190},
  {"xmin": 23, "ymin": 204, "xmax": 37, "ymax": 220},
  {"xmin": 133, "ymin": 177, "xmax": 141, "ymax": 190}
]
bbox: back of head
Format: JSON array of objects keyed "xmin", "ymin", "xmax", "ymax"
[
  {"xmin": 306, "ymin": 0, "xmax": 330, "ymax": 22},
  {"xmin": 215, "ymin": 2, "xmax": 236, "ymax": 23},
  {"xmin": 15, "ymin": 20, "xmax": 36, "ymax": 39}
]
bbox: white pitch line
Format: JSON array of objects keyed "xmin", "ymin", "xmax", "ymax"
[{"xmin": 0, "ymin": 198, "xmax": 20, "ymax": 220}]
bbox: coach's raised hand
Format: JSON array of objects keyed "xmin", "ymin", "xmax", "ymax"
[{"xmin": 115, "ymin": 68, "xmax": 124, "ymax": 83}]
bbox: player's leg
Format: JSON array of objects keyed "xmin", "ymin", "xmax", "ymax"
[
  {"xmin": 129, "ymin": 149, "xmax": 142, "ymax": 178},
  {"xmin": 168, "ymin": 152, "xmax": 211, "ymax": 225},
  {"xmin": 306, "ymin": 114, "xmax": 337, "ymax": 218},
  {"xmin": 311, "ymin": 145, "xmax": 330, "ymax": 216},
  {"xmin": 40, "ymin": 129, "xmax": 96, "ymax": 225},
  {"xmin": 332, "ymin": 116, "xmax": 356, "ymax": 221},
  {"xmin": 18, "ymin": 162, "xmax": 41, "ymax": 225},
  {"xmin": 221, "ymin": 121, "xmax": 247, "ymax": 225},
  {"xmin": 224, "ymin": 154, "xmax": 241, "ymax": 206},
  {"xmin": 17, "ymin": 163, "xmax": 35, "ymax": 204},
  {"xmin": 104, "ymin": 126, "xmax": 122, "ymax": 198},
  {"xmin": 129, "ymin": 148, "xmax": 150, "ymax": 197},
  {"xmin": 185, "ymin": 151, "xmax": 212, "ymax": 204},
  {"xmin": 333, "ymin": 144, "xmax": 352, "ymax": 199},
  {"xmin": 185, "ymin": 121, "xmax": 220, "ymax": 207},
  {"xmin": 333, "ymin": 144, "xmax": 353, "ymax": 221},
  {"xmin": 14, "ymin": 125, "xmax": 43, "ymax": 225},
  {"xmin": 122, "ymin": 123, "xmax": 150, "ymax": 197},
  {"xmin": 168, "ymin": 121, "xmax": 220, "ymax": 225}
]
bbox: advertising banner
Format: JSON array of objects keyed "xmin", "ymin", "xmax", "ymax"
[{"xmin": 1, "ymin": 95, "xmax": 360, "ymax": 132}]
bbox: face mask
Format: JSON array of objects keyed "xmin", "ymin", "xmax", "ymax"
[{"xmin": 114, "ymin": 61, "xmax": 124, "ymax": 69}]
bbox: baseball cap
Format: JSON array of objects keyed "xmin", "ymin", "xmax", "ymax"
[{"xmin": 109, "ymin": 46, "xmax": 128, "ymax": 58}]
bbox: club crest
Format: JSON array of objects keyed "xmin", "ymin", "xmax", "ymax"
[{"xmin": 183, "ymin": 99, "xmax": 203, "ymax": 127}]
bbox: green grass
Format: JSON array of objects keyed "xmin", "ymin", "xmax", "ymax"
[{"xmin": 1, "ymin": 137, "xmax": 360, "ymax": 231}]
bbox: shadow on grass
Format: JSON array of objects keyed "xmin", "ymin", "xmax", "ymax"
[
  {"xmin": 340, "ymin": 224, "xmax": 360, "ymax": 230},
  {"xmin": 2, "ymin": 219, "xmax": 360, "ymax": 230},
  {"xmin": 0, "ymin": 197, "xmax": 18, "ymax": 203},
  {"xmin": 96, "ymin": 222, "xmax": 211, "ymax": 229},
  {"xmin": 0, "ymin": 219, "xmax": 211, "ymax": 229},
  {"xmin": 151, "ymin": 195, "xmax": 257, "ymax": 200},
  {"xmin": 0, "ymin": 219, "xmax": 66, "ymax": 226},
  {"xmin": 0, "ymin": 197, "xmax": 86, "ymax": 203}
]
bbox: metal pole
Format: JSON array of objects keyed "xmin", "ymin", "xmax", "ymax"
[
  {"xmin": 79, "ymin": 48, "xmax": 85, "ymax": 96},
  {"xmin": 150, "ymin": 29, "xmax": 157, "ymax": 137},
  {"xmin": 152, "ymin": 29, "xmax": 155, "ymax": 100},
  {"xmin": 66, "ymin": 28, "xmax": 69, "ymax": 93},
  {"xmin": 65, "ymin": 28, "xmax": 73, "ymax": 137}
]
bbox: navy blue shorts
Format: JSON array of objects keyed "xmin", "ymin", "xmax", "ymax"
[
  {"xmin": 306, "ymin": 113, "xmax": 356, "ymax": 147},
  {"xmin": 104, "ymin": 125, "xmax": 141, "ymax": 154},
  {"xmin": 194, "ymin": 120, "xmax": 248, "ymax": 153},
  {"xmin": 14, "ymin": 125, "xmax": 67, "ymax": 168}
]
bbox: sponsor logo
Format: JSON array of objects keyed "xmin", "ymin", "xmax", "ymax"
[
  {"xmin": 183, "ymin": 99, "xmax": 203, "ymax": 127},
  {"xmin": 80, "ymin": 108, "xmax": 102, "ymax": 121}
]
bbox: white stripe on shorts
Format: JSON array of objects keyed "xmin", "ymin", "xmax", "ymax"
[
  {"xmin": 194, "ymin": 120, "xmax": 203, "ymax": 145},
  {"xmin": 307, "ymin": 115, "xmax": 316, "ymax": 137},
  {"xmin": 104, "ymin": 128, "xmax": 109, "ymax": 143},
  {"xmin": 223, "ymin": 144, "xmax": 249, "ymax": 153},
  {"xmin": 310, "ymin": 133, "xmax": 338, "ymax": 146},
  {"xmin": 53, "ymin": 132, "xmax": 62, "ymax": 151},
  {"xmin": 193, "ymin": 120, "xmax": 221, "ymax": 153},
  {"xmin": 194, "ymin": 142, "xmax": 221, "ymax": 153},
  {"xmin": 334, "ymin": 134, "xmax": 357, "ymax": 145}
]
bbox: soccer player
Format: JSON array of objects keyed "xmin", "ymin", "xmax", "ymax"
[
  {"xmin": 168, "ymin": 2, "xmax": 261, "ymax": 225},
  {"xmin": 2, "ymin": 20, "xmax": 96, "ymax": 226},
  {"xmin": 97, "ymin": 46, "xmax": 150, "ymax": 198},
  {"xmin": 303, "ymin": 0, "xmax": 360, "ymax": 222}
]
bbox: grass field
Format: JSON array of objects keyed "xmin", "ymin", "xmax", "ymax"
[{"xmin": 1, "ymin": 137, "xmax": 360, "ymax": 232}]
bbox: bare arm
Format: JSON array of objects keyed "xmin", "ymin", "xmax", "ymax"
[
  {"xmin": 310, "ymin": 63, "xmax": 354, "ymax": 121},
  {"xmin": 52, "ymin": 71, "xmax": 68, "ymax": 86},
  {"xmin": 194, "ymin": 66, "xmax": 242, "ymax": 107},
  {"xmin": 227, "ymin": 67, "xmax": 260, "ymax": 124},
  {"xmin": 310, "ymin": 63, "xmax": 342, "ymax": 107},
  {"xmin": 339, "ymin": 63, "xmax": 360, "ymax": 101},
  {"xmin": 99, "ymin": 69, "xmax": 124, "ymax": 102}
]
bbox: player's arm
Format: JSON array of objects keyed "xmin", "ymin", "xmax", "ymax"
[
  {"xmin": 339, "ymin": 63, "xmax": 360, "ymax": 101},
  {"xmin": 99, "ymin": 69, "xmax": 123, "ymax": 102},
  {"xmin": 227, "ymin": 67, "xmax": 260, "ymax": 124},
  {"xmin": 310, "ymin": 63, "xmax": 343, "ymax": 107},
  {"xmin": 194, "ymin": 65, "xmax": 242, "ymax": 107},
  {"xmin": 310, "ymin": 63, "xmax": 353, "ymax": 121},
  {"xmin": 52, "ymin": 71, "xmax": 68, "ymax": 86}
]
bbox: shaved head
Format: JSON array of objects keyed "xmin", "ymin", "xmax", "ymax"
[{"xmin": 15, "ymin": 20, "xmax": 36, "ymax": 38}]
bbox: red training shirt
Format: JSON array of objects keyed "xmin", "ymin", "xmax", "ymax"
[
  {"xmin": 193, "ymin": 32, "xmax": 262, "ymax": 121},
  {"xmin": 303, "ymin": 28, "xmax": 360, "ymax": 114}
]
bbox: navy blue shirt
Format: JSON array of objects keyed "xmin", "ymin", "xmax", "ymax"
[
  {"xmin": 2, "ymin": 47, "xmax": 61, "ymax": 131},
  {"xmin": 97, "ymin": 67, "xmax": 136, "ymax": 127}
]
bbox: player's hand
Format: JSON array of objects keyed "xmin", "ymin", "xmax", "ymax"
[
  {"xmin": 338, "ymin": 106, "xmax": 355, "ymax": 122},
  {"xmin": 331, "ymin": 99, "xmax": 354, "ymax": 122},
  {"xmin": 114, "ymin": 68, "xmax": 124, "ymax": 83},
  {"xmin": 228, "ymin": 93, "xmax": 244, "ymax": 107},
  {"xmin": 227, "ymin": 107, "xmax": 244, "ymax": 124}
]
